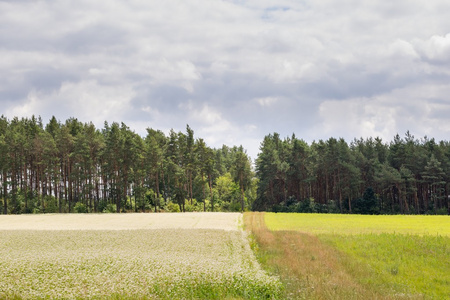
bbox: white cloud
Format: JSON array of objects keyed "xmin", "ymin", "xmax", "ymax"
[
  {"xmin": 1, "ymin": 0, "xmax": 450, "ymax": 158},
  {"xmin": 412, "ymin": 33, "xmax": 450, "ymax": 63},
  {"xmin": 6, "ymin": 91, "xmax": 43, "ymax": 119},
  {"xmin": 318, "ymin": 83, "xmax": 450, "ymax": 142},
  {"xmin": 176, "ymin": 101, "xmax": 263, "ymax": 157},
  {"xmin": 318, "ymin": 98, "xmax": 397, "ymax": 141},
  {"xmin": 386, "ymin": 39, "xmax": 420, "ymax": 60},
  {"xmin": 255, "ymin": 97, "xmax": 279, "ymax": 107},
  {"xmin": 62, "ymin": 81, "xmax": 135, "ymax": 124},
  {"xmin": 7, "ymin": 80, "xmax": 135, "ymax": 128},
  {"xmin": 179, "ymin": 102, "xmax": 233, "ymax": 134}
]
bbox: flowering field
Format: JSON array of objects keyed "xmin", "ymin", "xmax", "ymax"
[
  {"xmin": 0, "ymin": 212, "xmax": 241, "ymax": 231},
  {"xmin": 0, "ymin": 213, "xmax": 281, "ymax": 299}
]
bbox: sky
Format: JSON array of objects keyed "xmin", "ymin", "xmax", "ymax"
[{"xmin": 1, "ymin": 0, "xmax": 450, "ymax": 160}]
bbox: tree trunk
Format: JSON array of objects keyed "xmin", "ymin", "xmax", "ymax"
[
  {"xmin": 24, "ymin": 164, "xmax": 28, "ymax": 212},
  {"xmin": 68, "ymin": 159, "xmax": 73, "ymax": 212},
  {"xmin": 155, "ymin": 171, "xmax": 159, "ymax": 199},
  {"xmin": 11, "ymin": 162, "xmax": 16, "ymax": 214},
  {"xmin": 3, "ymin": 170, "xmax": 7, "ymax": 214},
  {"xmin": 54, "ymin": 166, "xmax": 60, "ymax": 213},
  {"xmin": 447, "ymin": 184, "xmax": 449, "ymax": 215},
  {"xmin": 161, "ymin": 166, "xmax": 166, "ymax": 203},
  {"xmin": 414, "ymin": 189, "xmax": 419, "ymax": 214},
  {"xmin": 189, "ymin": 171, "xmax": 193, "ymax": 205},
  {"xmin": 209, "ymin": 174, "xmax": 213, "ymax": 212},
  {"xmin": 423, "ymin": 187, "xmax": 428, "ymax": 213},
  {"xmin": 202, "ymin": 173, "xmax": 206, "ymax": 212},
  {"xmin": 88, "ymin": 172, "xmax": 92, "ymax": 211},
  {"xmin": 396, "ymin": 184, "xmax": 403, "ymax": 214},
  {"xmin": 402, "ymin": 185, "xmax": 409, "ymax": 214},
  {"xmin": 154, "ymin": 190, "xmax": 157, "ymax": 213},
  {"xmin": 95, "ymin": 178, "xmax": 100, "ymax": 212},
  {"xmin": 240, "ymin": 173, "xmax": 244, "ymax": 212}
]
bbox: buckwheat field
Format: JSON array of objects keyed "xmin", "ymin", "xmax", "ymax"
[{"xmin": 0, "ymin": 213, "xmax": 281, "ymax": 299}]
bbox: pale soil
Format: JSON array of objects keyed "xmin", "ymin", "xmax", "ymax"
[{"xmin": 0, "ymin": 212, "xmax": 242, "ymax": 231}]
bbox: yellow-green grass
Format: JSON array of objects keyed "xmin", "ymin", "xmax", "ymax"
[
  {"xmin": 264, "ymin": 213, "xmax": 450, "ymax": 299},
  {"xmin": 265, "ymin": 213, "xmax": 450, "ymax": 236},
  {"xmin": 320, "ymin": 233, "xmax": 449, "ymax": 299},
  {"xmin": 245, "ymin": 212, "xmax": 388, "ymax": 299}
]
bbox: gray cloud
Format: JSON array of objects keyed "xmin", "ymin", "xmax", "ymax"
[{"xmin": 1, "ymin": 0, "xmax": 450, "ymax": 159}]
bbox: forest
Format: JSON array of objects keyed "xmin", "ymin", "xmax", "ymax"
[
  {"xmin": 0, "ymin": 115, "xmax": 449, "ymax": 215},
  {"xmin": 254, "ymin": 132, "xmax": 449, "ymax": 215},
  {"xmin": 0, "ymin": 116, "xmax": 253, "ymax": 214}
]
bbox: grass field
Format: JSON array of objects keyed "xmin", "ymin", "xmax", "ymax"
[
  {"xmin": 3, "ymin": 213, "xmax": 448, "ymax": 299},
  {"xmin": 265, "ymin": 213, "xmax": 450, "ymax": 236},
  {"xmin": 246, "ymin": 212, "xmax": 450, "ymax": 299},
  {"xmin": 0, "ymin": 213, "xmax": 281, "ymax": 299}
]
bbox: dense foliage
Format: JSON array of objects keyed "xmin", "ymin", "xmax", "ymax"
[
  {"xmin": 254, "ymin": 133, "xmax": 450, "ymax": 214},
  {"xmin": 1, "ymin": 115, "xmax": 448, "ymax": 215},
  {"xmin": 0, "ymin": 116, "xmax": 253, "ymax": 214}
]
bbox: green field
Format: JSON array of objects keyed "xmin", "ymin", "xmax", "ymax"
[
  {"xmin": 265, "ymin": 213, "xmax": 450, "ymax": 236},
  {"xmin": 3, "ymin": 213, "xmax": 448, "ymax": 299},
  {"xmin": 264, "ymin": 213, "xmax": 450, "ymax": 299}
]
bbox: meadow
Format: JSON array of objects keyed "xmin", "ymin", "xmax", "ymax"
[
  {"xmin": 246, "ymin": 212, "xmax": 450, "ymax": 299},
  {"xmin": 2, "ymin": 212, "xmax": 448, "ymax": 299},
  {"xmin": 0, "ymin": 213, "xmax": 281, "ymax": 299},
  {"xmin": 265, "ymin": 213, "xmax": 450, "ymax": 236}
]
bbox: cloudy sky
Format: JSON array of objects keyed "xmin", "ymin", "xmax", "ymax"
[{"xmin": 1, "ymin": 0, "xmax": 450, "ymax": 159}]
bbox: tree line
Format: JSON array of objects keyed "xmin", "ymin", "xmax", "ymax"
[
  {"xmin": 1, "ymin": 115, "xmax": 449, "ymax": 215},
  {"xmin": 0, "ymin": 116, "xmax": 253, "ymax": 214},
  {"xmin": 254, "ymin": 132, "xmax": 450, "ymax": 215}
]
